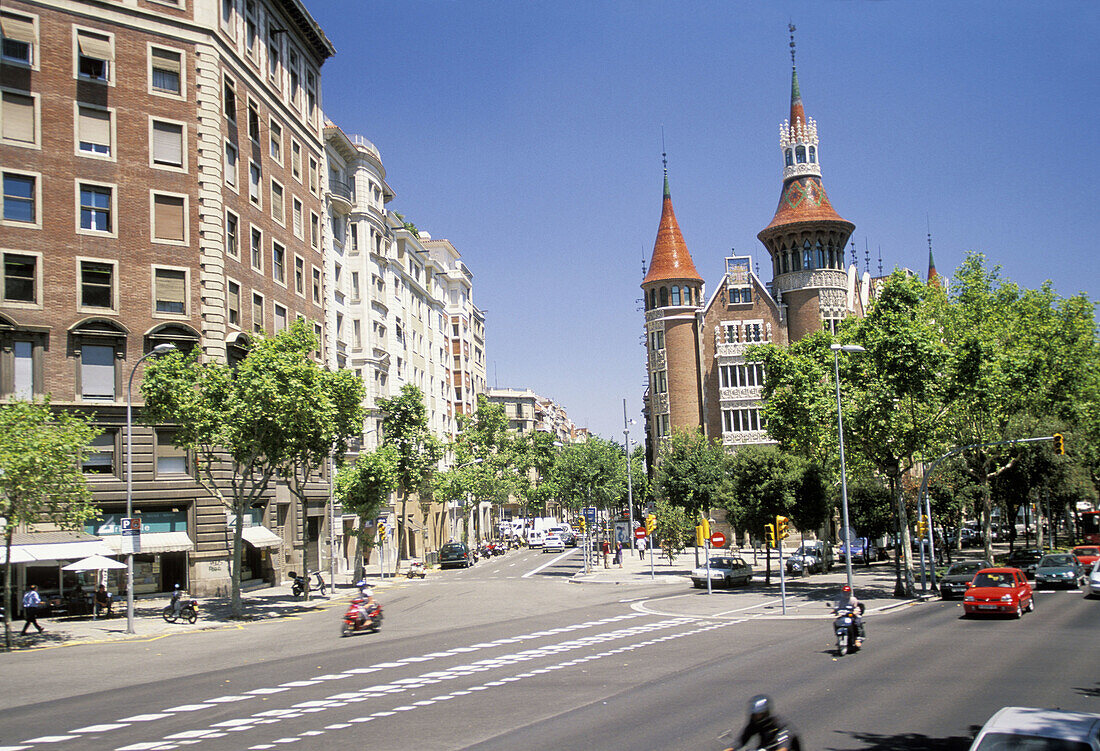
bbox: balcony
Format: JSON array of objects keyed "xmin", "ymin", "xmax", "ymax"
[{"xmin": 327, "ymin": 179, "xmax": 353, "ymax": 212}]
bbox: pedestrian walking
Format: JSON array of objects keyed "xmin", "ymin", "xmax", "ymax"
[
  {"xmin": 601, "ymin": 539, "xmax": 611, "ymax": 568},
  {"xmin": 636, "ymin": 536, "xmax": 647, "ymax": 559},
  {"xmin": 21, "ymin": 585, "xmax": 44, "ymax": 635},
  {"xmin": 615, "ymin": 541, "xmax": 624, "ymax": 568}
]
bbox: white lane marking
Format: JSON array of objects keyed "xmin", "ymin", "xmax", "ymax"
[
  {"xmin": 522, "ymin": 548, "xmax": 576, "ymax": 578},
  {"xmin": 714, "ymin": 599, "xmax": 782, "ymax": 616},
  {"xmin": 119, "ymin": 715, "xmax": 171, "ymax": 722},
  {"xmin": 72, "ymin": 724, "xmax": 131, "ymax": 733}
]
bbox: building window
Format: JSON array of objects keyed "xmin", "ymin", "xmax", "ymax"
[
  {"xmin": 223, "ymin": 75, "xmax": 237, "ymax": 121},
  {"xmin": 311, "ymin": 267, "xmax": 321, "ymax": 303},
  {"xmin": 288, "ymin": 50, "xmax": 300, "ymax": 105},
  {"xmin": 244, "ymin": 0, "xmax": 257, "ymax": 56},
  {"xmin": 310, "ymin": 212, "xmax": 319, "ymax": 249},
  {"xmin": 153, "ymin": 267, "xmax": 186, "ymax": 314},
  {"xmin": 249, "ymin": 161, "xmax": 261, "ymax": 205},
  {"xmin": 152, "ymin": 193, "xmax": 186, "ymax": 242},
  {"xmin": 308, "ymin": 156, "xmax": 319, "ymax": 195},
  {"xmin": 271, "ymin": 241, "xmax": 285, "ymax": 283},
  {"xmin": 653, "ymin": 370, "xmax": 667, "ymax": 394},
  {"xmin": 76, "ymin": 105, "xmax": 112, "ymax": 157},
  {"xmin": 247, "ymin": 100, "xmax": 260, "ymax": 142},
  {"xmin": 349, "ymin": 223, "xmax": 358, "ymax": 253},
  {"xmin": 267, "ymin": 24, "xmax": 281, "ymax": 82},
  {"xmin": 10, "ymin": 339, "xmax": 34, "ymax": 398},
  {"xmin": 83, "ymin": 430, "xmax": 116, "ymax": 474},
  {"xmin": 270, "ymin": 180, "xmax": 284, "ymax": 224},
  {"xmin": 2, "ymin": 252, "xmax": 36, "ymax": 303},
  {"xmin": 224, "ymin": 141, "xmax": 238, "ymax": 187},
  {"xmin": 1, "ymin": 11, "xmax": 36, "ymax": 66},
  {"xmin": 225, "ymin": 211, "xmax": 239, "ymax": 258},
  {"xmin": 795, "ymin": 145, "xmax": 806, "ymax": 164},
  {"xmin": 269, "ymin": 119, "xmax": 282, "ymax": 162},
  {"xmin": 76, "ymin": 30, "xmax": 112, "ymax": 82},
  {"xmin": 292, "ymin": 197, "xmax": 302, "ymax": 237},
  {"xmin": 274, "ymin": 303, "xmax": 287, "ymax": 332},
  {"xmin": 294, "ymin": 257, "xmax": 304, "ymax": 295},
  {"xmin": 252, "ymin": 292, "xmax": 264, "ymax": 333},
  {"xmin": 150, "ymin": 47, "xmax": 182, "ymax": 95},
  {"xmin": 155, "ymin": 429, "xmax": 188, "ymax": 475},
  {"xmin": 2, "ymin": 172, "xmax": 35, "ymax": 223},
  {"xmin": 81, "ymin": 345, "xmax": 116, "ymax": 400},
  {"xmin": 291, "ymin": 140, "xmax": 302, "ymax": 181},
  {"xmin": 79, "ymin": 185, "xmax": 112, "ymax": 232},
  {"xmin": 250, "ymin": 227, "xmax": 262, "ymax": 270},
  {"xmin": 80, "ymin": 260, "xmax": 114, "ymax": 309},
  {"xmin": 151, "ymin": 120, "xmax": 184, "ymax": 169},
  {"xmin": 227, "ymin": 279, "xmax": 240, "ymax": 326},
  {"xmin": 351, "ymin": 271, "xmax": 360, "ymax": 301},
  {"xmin": 221, "ymin": 0, "xmax": 233, "ymax": 27},
  {"xmin": 305, "ymin": 72, "xmax": 317, "ymax": 127},
  {"xmin": 2, "ymin": 90, "xmax": 36, "ymax": 146}
]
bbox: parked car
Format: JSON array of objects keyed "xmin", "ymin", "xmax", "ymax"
[
  {"xmin": 1085, "ymin": 562, "xmax": 1100, "ymax": 599},
  {"xmin": 542, "ymin": 534, "xmax": 565, "ymax": 553},
  {"xmin": 1071, "ymin": 546, "xmax": 1100, "ymax": 571},
  {"xmin": 838, "ymin": 538, "xmax": 888, "ymax": 564},
  {"xmin": 559, "ymin": 531, "xmax": 578, "ymax": 547},
  {"xmin": 963, "ymin": 567, "xmax": 1035, "ymax": 618},
  {"xmin": 1035, "ymin": 553, "xmax": 1086, "ymax": 589},
  {"xmin": 690, "ymin": 556, "xmax": 753, "ymax": 588},
  {"xmin": 939, "ymin": 560, "xmax": 992, "ymax": 600},
  {"xmin": 1002, "ymin": 548, "xmax": 1044, "ymax": 578},
  {"xmin": 968, "ymin": 706, "xmax": 1100, "ymax": 751},
  {"xmin": 786, "ymin": 543, "xmax": 830, "ymax": 576},
  {"xmin": 439, "ymin": 542, "xmax": 473, "ymax": 569}
]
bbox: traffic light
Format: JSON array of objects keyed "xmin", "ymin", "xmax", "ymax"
[
  {"xmin": 578, "ymin": 518, "xmax": 586, "ymax": 533},
  {"xmin": 695, "ymin": 524, "xmax": 706, "ymax": 547},
  {"xmin": 775, "ymin": 515, "xmax": 789, "ymax": 541},
  {"xmin": 645, "ymin": 514, "xmax": 656, "ymax": 534},
  {"xmin": 377, "ymin": 522, "xmax": 386, "ymax": 541},
  {"xmin": 917, "ymin": 515, "xmax": 929, "ymax": 537},
  {"xmin": 764, "ymin": 523, "xmax": 776, "ymax": 547},
  {"xmin": 700, "ymin": 514, "xmax": 711, "ymax": 541},
  {"xmin": 1053, "ymin": 433, "xmax": 1065, "ymax": 455}
]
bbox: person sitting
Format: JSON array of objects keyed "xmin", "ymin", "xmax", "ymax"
[
  {"xmin": 833, "ymin": 584, "xmax": 866, "ymax": 645},
  {"xmin": 94, "ymin": 585, "xmax": 112, "ymax": 618}
]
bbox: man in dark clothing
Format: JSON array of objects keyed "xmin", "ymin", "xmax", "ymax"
[
  {"xmin": 733, "ymin": 695, "xmax": 801, "ymax": 751},
  {"xmin": 21, "ymin": 585, "xmax": 44, "ymax": 634}
]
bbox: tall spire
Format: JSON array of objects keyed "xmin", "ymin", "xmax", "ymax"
[
  {"xmin": 927, "ymin": 220, "xmax": 940, "ymax": 285},
  {"xmin": 642, "ymin": 154, "xmax": 702, "ymax": 286},
  {"xmin": 789, "ymin": 24, "xmax": 806, "ymax": 137}
]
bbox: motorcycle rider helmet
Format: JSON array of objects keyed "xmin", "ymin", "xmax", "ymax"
[
  {"xmin": 748, "ymin": 694, "xmax": 772, "ymax": 719},
  {"xmin": 842, "ymin": 584, "xmax": 851, "ymax": 593}
]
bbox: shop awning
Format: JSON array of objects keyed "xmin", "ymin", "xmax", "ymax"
[
  {"xmin": 102, "ymin": 532, "xmax": 194, "ymax": 554},
  {"xmin": 241, "ymin": 526, "xmax": 282, "ymax": 548},
  {"xmin": 1, "ymin": 539, "xmax": 114, "ymax": 564}
]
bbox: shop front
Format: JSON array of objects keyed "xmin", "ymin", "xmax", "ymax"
[
  {"xmin": 86, "ymin": 510, "xmax": 194, "ymax": 595},
  {"xmin": 3, "ymin": 531, "xmax": 116, "ymax": 616}
]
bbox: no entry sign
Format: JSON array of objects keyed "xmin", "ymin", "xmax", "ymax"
[
  {"xmin": 710, "ymin": 532, "xmax": 727, "ymax": 547},
  {"xmin": 634, "ymin": 526, "xmax": 647, "ymax": 539}
]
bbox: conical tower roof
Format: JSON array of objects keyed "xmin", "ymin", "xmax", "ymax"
[{"xmin": 642, "ymin": 169, "xmax": 703, "ymax": 286}]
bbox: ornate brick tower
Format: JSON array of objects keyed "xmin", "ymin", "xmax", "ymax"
[
  {"xmin": 757, "ymin": 28, "xmax": 855, "ymax": 341},
  {"xmin": 642, "ymin": 160, "xmax": 705, "ymax": 447}
]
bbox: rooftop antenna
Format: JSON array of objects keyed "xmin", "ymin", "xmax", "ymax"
[
  {"xmin": 864, "ymin": 238, "xmax": 871, "ymax": 275},
  {"xmin": 789, "ymin": 22, "xmax": 797, "ymax": 69},
  {"xmin": 850, "ymin": 239, "xmax": 857, "ymax": 268},
  {"xmin": 878, "ymin": 245, "xmax": 883, "ymax": 277}
]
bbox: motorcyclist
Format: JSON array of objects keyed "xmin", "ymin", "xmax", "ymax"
[
  {"xmin": 170, "ymin": 584, "xmax": 184, "ymax": 616},
  {"xmin": 833, "ymin": 584, "xmax": 865, "ymax": 646},
  {"xmin": 733, "ymin": 694, "xmax": 802, "ymax": 751},
  {"xmin": 353, "ymin": 579, "xmax": 376, "ymax": 626}
]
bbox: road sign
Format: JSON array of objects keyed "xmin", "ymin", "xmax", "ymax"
[
  {"xmin": 634, "ymin": 526, "xmax": 647, "ymax": 539},
  {"xmin": 583, "ymin": 506, "xmax": 597, "ymax": 525},
  {"xmin": 121, "ymin": 517, "xmax": 141, "ymax": 554},
  {"xmin": 710, "ymin": 531, "xmax": 726, "ymax": 547}
]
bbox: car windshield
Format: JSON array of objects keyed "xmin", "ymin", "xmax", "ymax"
[
  {"xmin": 972, "ymin": 572, "xmax": 1015, "ymax": 588},
  {"xmin": 947, "ymin": 562, "xmax": 982, "ymax": 576},
  {"xmin": 974, "ymin": 732, "xmax": 1091, "ymax": 751},
  {"xmin": 442, "ymin": 544, "xmax": 464, "ymax": 553},
  {"xmin": 709, "ymin": 558, "xmax": 734, "ymax": 568},
  {"xmin": 1040, "ymin": 555, "xmax": 1073, "ymax": 567}
]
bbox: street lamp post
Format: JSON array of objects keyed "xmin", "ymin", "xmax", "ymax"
[
  {"xmin": 454, "ymin": 458, "xmax": 483, "ymax": 545},
  {"xmin": 831, "ymin": 343, "xmax": 865, "ymax": 593},
  {"xmin": 622, "ymin": 399, "xmax": 637, "ymax": 548},
  {"xmin": 125, "ymin": 342, "xmax": 176, "ymax": 634}
]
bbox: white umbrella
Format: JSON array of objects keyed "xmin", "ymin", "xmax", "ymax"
[{"xmin": 62, "ymin": 554, "xmax": 127, "ymax": 571}]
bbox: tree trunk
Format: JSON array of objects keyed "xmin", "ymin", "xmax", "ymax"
[
  {"xmin": 230, "ymin": 501, "xmax": 245, "ymax": 618},
  {"xmin": 982, "ymin": 478, "xmax": 995, "ymax": 564},
  {"xmin": 396, "ymin": 488, "xmax": 408, "ymax": 575},
  {"xmin": 4, "ymin": 527, "xmax": 14, "ymax": 652}
]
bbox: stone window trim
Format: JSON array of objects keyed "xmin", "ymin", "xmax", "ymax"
[
  {"xmin": 149, "ymin": 190, "xmax": 189, "ymax": 246},
  {"xmin": 225, "ymin": 209, "xmax": 240, "ymax": 259},
  {"xmin": 75, "ymin": 180, "xmax": 117, "ymax": 238},
  {"xmin": 73, "ymin": 101, "xmax": 115, "ymax": 161},
  {"xmin": 1, "ymin": 10, "xmax": 39, "ymax": 69},
  {"xmin": 82, "ymin": 426, "xmax": 119, "ymax": 478},
  {"xmin": 251, "ymin": 290, "xmax": 265, "ymax": 334},
  {"xmin": 249, "ymin": 225, "xmax": 263, "ymax": 272},
  {"xmin": 224, "ymin": 139, "xmax": 239, "ymax": 192},
  {"xmin": 76, "ymin": 257, "xmax": 119, "ymax": 314},
  {"xmin": 2, "ymin": 169, "xmax": 42, "ymax": 229},
  {"xmin": 269, "ymin": 178, "xmax": 285, "ymax": 227},
  {"xmin": 271, "ymin": 239, "xmax": 287, "ymax": 288},
  {"xmin": 223, "ymin": 73, "xmax": 238, "ymax": 123},
  {"xmin": 1, "ymin": 249, "xmax": 43, "ymax": 309},
  {"xmin": 1, "ymin": 87, "xmax": 41, "ymax": 150},
  {"xmin": 151, "ymin": 265, "xmax": 190, "ymax": 319},
  {"xmin": 293, "ymin": 254, "xmax": 305, "ymax": 298},
  {"xmin": 268, "ymin": 117, "xmax": 283, "ymax": 165},
  {"xmin": 147, "ymin": 42, "xmax": 186, "ymax": 100},
  {"xmin": 149, "ymin": 117, "xmax": 187, "ymax": 172},
  {"xmin": 0, "ymin": 315, "xmax": 48, "ymax": 399},
  {"xmin": 68, "ymin": 317, "xmax": 129, "ymax": 404},
  {"xmin": 154, "ymin": 427, "xmax": 191, "ymax": 478},
  {"xmin": 144, "ymin": 321, "xmax": 199, "ymax": 356},
  {"xmin": 225, "ymin": 277, "xmax": 241, "ymax": 330},
  {"xmin": 73, "ymin": 27, "xmax": 115, "ymax": 86}
]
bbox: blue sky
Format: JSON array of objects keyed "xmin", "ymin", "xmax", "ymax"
[{"xmin": 309, "ymin": 1, "xmax": 1100, "ymax": 441}]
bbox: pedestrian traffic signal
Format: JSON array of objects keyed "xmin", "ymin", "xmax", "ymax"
[
  {"xmin": 645, "ymin": 514, "xmax": 656, "ymax": 534},
  {"xmin": 917, "ymin": 515, "xmax": 929, "ymax": 537},
  {"xmin": 764, "ymin": 523, "xmax": 776, "ymax": 547},
  {"xmin": 775, "ymin": 516, "xmax": 789, "ymax": 541},
  {"xmin": 1053, "ymin": 433, "xmax": 1065, "ymax": 455}
]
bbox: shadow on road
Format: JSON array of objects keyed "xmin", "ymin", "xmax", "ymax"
[{"xmin": 829, "ymin": 727, "xmax": 978, "ymax": 750}]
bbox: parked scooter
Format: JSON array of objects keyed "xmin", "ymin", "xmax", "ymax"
[
  {"xmin": 289, "ymin": 571, "xmax": 308, "ymax": 598},
  {"xmin": 162, "ymin": 588, "xmax": 198, "ymax": 624},
  {"xmin": 309, "ymin": 571, "xmax": 327, "ymax": 597},
  {"xmin": 406, "ymin": 560, "xmax": 426, "ymax": 578},
  {"xmin": 833, "ymin": 604, "xmax": 864, "ymax": 656},
  {"xmin": 341, "ymin": 598, "xmax": 382, "ymax": 636}
]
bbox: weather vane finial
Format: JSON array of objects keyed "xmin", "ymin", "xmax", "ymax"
[{"xmin": 789, "ymin": 22, "xmax": 797, "ymax": 68}]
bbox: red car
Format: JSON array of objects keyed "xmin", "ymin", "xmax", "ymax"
[
  {"xmin": 963, "ymin": 567, "xmax": 1035, "ymax": 618},
  {"xmin": 1071, "ymin": 546, "xmax": 1100, "ymax": 570}
]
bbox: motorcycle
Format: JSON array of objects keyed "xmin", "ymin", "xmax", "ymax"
[
  {"xmin": 162, "ymin": 597, "xmax": 199, "ymax": 624},
  {"xmin": 833, "ymin": 605, "xmax": 863, "ymax": 656},
  {"xmin": 406, "ymin": 560, "xmax": 426, "ymax": 578},
  {"xmin": 289, "ymin": 571, "xmax": 307, "ymax": 598},
  {"xmin": 341, "ymin": 598, "xmax": 382, "ymax": 636},
  {"xmin": 492, "ymin": 542, "xmax": 506, "ymax": 556},
  {"xmin": 309, "ymin": 571, "xmax": 327, "ymax": 597}
]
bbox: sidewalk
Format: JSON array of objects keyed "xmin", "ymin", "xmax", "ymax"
[
  {"xmin": 2, "ymin": 573, "xmax": 403, "ymax": 651},
  {"xmin": 571, "ymin": 545, "xmax": 935, "ymax": 620}
]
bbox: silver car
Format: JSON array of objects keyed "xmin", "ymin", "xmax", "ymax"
[
  {"xmin": 690, "ymin": 556, "xmax": 753, "ymax": 588},
  {"xmin": 969, "ymin": 706, "xmax": 1100, "ymax": 750}
]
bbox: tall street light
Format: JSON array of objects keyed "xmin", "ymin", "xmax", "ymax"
[
  {"xmin": 453, "ymin": 458, "xmax": 483, "ymax": 544},
  {"xmin": 831, "ymin": 343, "xmax": 865, "ymax": 592},
  {"xmin": 623, "ymin": 399, "xmax": 637, "ymax": 534},
  {"xmin": 125, "ymin": 342, "xmax": 176, "ymax": 634}
]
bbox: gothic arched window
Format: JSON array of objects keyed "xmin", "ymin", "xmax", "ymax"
[
  {"xmin": 795, "ymin": 145, "xmax": 806, "ymax": 163},
  {"xmin": 670, "ymin": 286, "xmax": 681, "ymax": 306},
  {"xmin": 808, "ymin": 146, "xmax": 816, "ymax": 163},
  {"xmin": 785, "ymin": 149, "xmax": 794, "ymax": 167},
  {"xmin": 659, "ymin": 287, "xmax": 668, "ymax": 307}
]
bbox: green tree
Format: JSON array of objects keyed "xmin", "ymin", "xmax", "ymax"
[
  {"xmin": 336, "ymin": 447, "xmax": 398, "ymax": 578},
  {"xmin": 451, "ymin": 396, "xmax": 512, "ymax": 542},
  {"xmin": 377, "ymin": 385, "xmax": 442, "ymax": 567},
  {"xmin": 549, "ymin": 437, "xmax": 625, "ymax": 515},
  {"xmin": 651, "ymin": 496, "xmax": 692, "ymax": 564},
  {"xmin": 0, "ymin": 399, "xmax": 98, "ymax": 651},
  {"xmin": 142, "ymin": 322, "xmax": 350, "ymax": 616},
  {"xmin": 654, "ymin": 429, "xmax": 728, "ymax": 521}
]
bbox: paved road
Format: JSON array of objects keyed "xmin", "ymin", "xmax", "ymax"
[{"xmin": 1, "ymin": 548, "xmax": 1095, "ymax": 751}]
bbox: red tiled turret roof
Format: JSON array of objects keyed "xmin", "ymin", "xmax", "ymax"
[{"xmin": 642, "ymin": 172, "xmax": 703, "ymax": 286}]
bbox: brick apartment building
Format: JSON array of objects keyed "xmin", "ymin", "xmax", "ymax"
[{"xmin": 1, "ymin": 0, "xmax": 335, "ymax": 596}]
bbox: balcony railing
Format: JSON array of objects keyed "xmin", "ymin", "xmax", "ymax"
[{"xmin": 328, "ymin": 178, "xmax": 353, "ymax": 204}]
